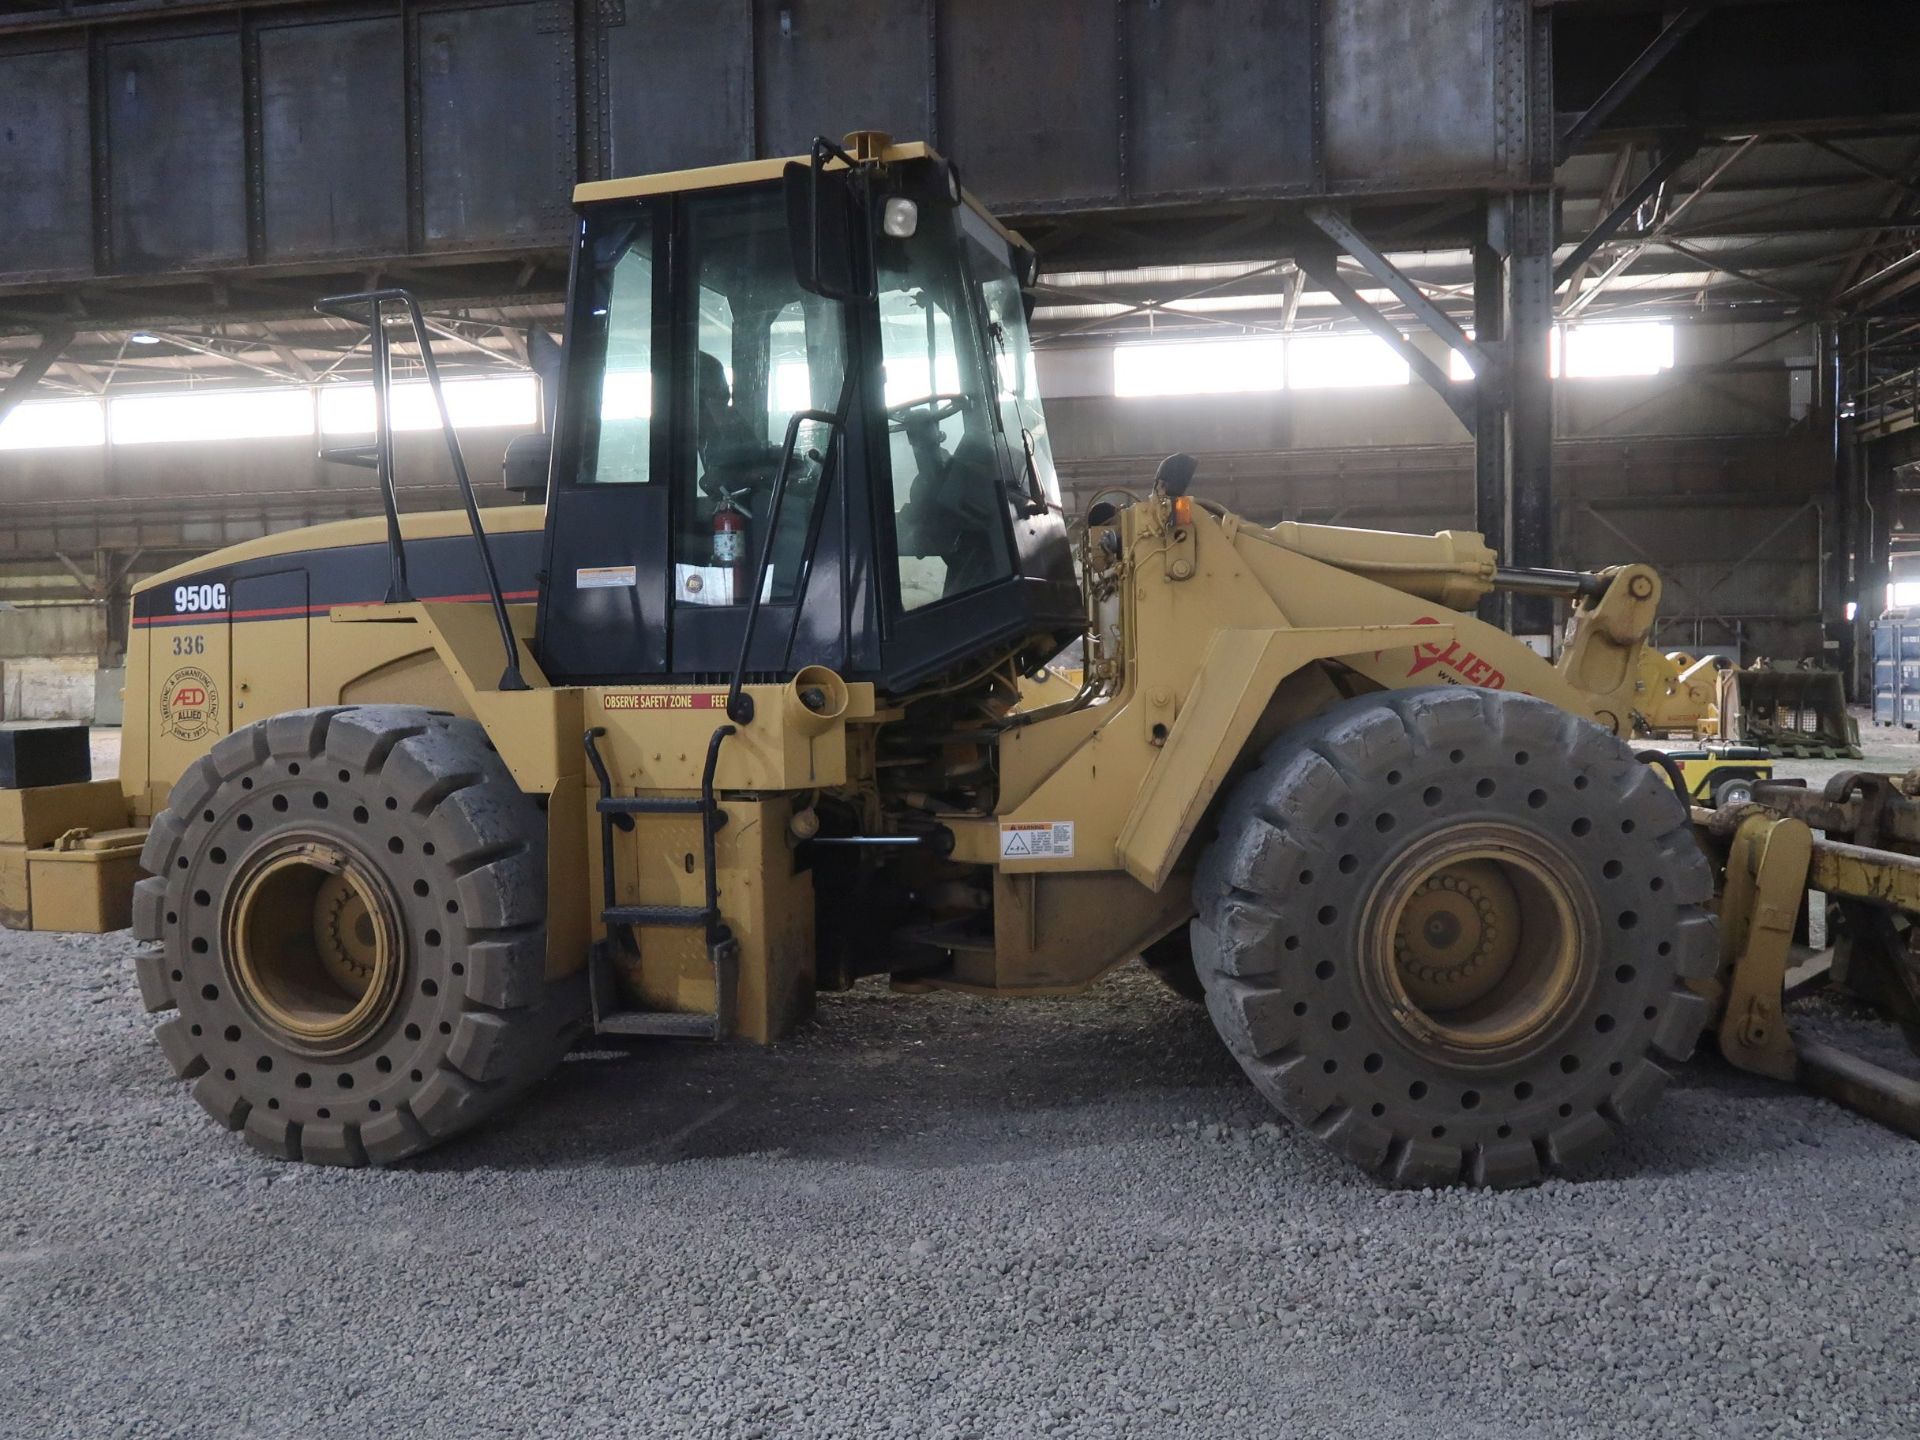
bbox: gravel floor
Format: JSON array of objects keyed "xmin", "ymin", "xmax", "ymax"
[
  {"xmin": 2, "ymin": 934, "xmax": 1917, "ymax": 1440},
  {"xmin": 1, "ymin": 724, "xmax": 1916, "ymax": 1438}
]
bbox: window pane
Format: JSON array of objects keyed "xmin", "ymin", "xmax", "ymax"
[
  {"xmin": 1285, "ymin": 335, "xmax": 1409, "ymax": 389},
  {"xmin": 675, "ymin": 188, "xmax": 846, "ymax": 606},
  {"xmin": 1114, "ymin": 338, "xmax": 1286, "ymax": 397},
  {"xmin": 317, "ymin": 376, "xmax": 536, "ymax": 434},
  {"xmin": 111, "ymin": 388, "xmax": 314, "ymax": 445},
  {"xmin": 1564, "ymin": 322, "xmax": 1673, "ymax": 378},
  {"xmin": 973, "ymin": 234, "xmax": 1060, "ymax": 514},
  {"xmin": 588, "ymin": 238, "xmax": 656, "ymax": 484},
  {"xmin": 875, "ymin": 213, "xmax": 1015, "ymax": 613},
  {"xmin": 0, "ymin": 399, "xmax": 105, "ymax": 450}
]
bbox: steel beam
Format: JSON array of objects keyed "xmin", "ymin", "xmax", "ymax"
[
  {"xmin": 0, "ymin": 329, "xmax": 73, "ymax": 427},
  {"xmin": 1564, "ymin": 135, "xmax": 1762, "ymax": 319},
  {"xmin": 1293, "ymin": 245, "xmax": 1475, "ymax": 434},
  {"xmin": 1473, "ymin": 237, "xmax": 1509, "ymax": 628},
  {"xmin": 1304, "ymin": 205, "xmax": 1489, "ymax": 376},
  {"xmin": 1556, "ymin": 5, "xmax": 1709, "ymax": 162},
  {"xmin": 1554, "ymin": 137, "xmax": 1700, "ymax": 289},
  {"xmin": 1506, "ymin": 192, "xmax": 1557, "ymax": 636}
]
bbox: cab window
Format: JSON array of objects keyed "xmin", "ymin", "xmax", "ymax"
[
  {"xmin": 673, "ymin": 188, "xmax": 846, "ymax": 607},
  {"xmin": 965, "ymin": 209, "xmax": 1060, "ymax": 512},
  {"xmin": 576, "ymin": 212, "xmax": 655, "ymax": 486},
  {"xmin": 874, "ymin": 214, "xmax": 1016, "ymax": 613}
]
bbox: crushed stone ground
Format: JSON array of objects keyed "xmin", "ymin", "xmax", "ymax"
[{"xmin": 2, "ymin": 929, "xmax": 1916, "ymax": 1440}]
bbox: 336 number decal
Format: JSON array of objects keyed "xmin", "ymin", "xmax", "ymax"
[
  {"xmin": 172, "ymin": 582, "xmax": 227, "ymax": 615},
  {"xmin": 170, "ymin": 633, "xmax": 205, "ymax": 655}
]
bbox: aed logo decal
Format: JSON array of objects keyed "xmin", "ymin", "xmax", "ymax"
[
  {"xmin": 1404, "ymin": 616, "xmax": 1506, "ymax": 690},
  {"xmin": 160, "ymin": 666, "xmax": 221, "ymax": 742}
]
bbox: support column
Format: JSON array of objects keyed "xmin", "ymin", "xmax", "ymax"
[
  {"xmin": 1473, "ymin": 228, "xmax": 1509, "ymax": 629},
  {"xmin": 1506, "ymin": 189, "xmax": 1556, "ymax": 640}
]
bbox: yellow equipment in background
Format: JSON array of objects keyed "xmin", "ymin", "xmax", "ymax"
[{"xmin": 1717, "ymin": 662, "xmax": 1861, "ymax": 758}]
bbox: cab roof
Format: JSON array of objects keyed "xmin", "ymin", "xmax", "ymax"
[{"xmin": 572, "ymin": 140, "xmax": 937, "ymax": 206}]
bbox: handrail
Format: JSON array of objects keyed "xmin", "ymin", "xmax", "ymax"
[
  {"xmin": 724, "ymin": 407, "xmax": 841, "ymax": 724},
  {"xmin": 314, "ymin": 288, "xmax": 528, "ymax": 691}
]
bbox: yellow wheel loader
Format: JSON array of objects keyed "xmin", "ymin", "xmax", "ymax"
[{"xmin": 12, "ymin": 135, "xmax": 1913, "ymax": 1181}]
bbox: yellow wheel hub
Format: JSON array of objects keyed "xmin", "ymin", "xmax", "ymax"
[
  {"xmin": 1393, "ymin": 860, "xmax": 1523, "ymax": 1013},
  {"xmin": 313, "ymin": 872, "xmax": 380, "ymax": 993},
  {"xmin": 223, "ymin": 835, "xmax": 406, "ymax": 1057},
  {"xmin": 1362, "ymin": 824, "xmax": 1598, "ymax": 1067}
]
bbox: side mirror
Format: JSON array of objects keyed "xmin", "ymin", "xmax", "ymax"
[
  {"xmin": 502, "ymin": 431, "xmax": 552, "ymax": 501},
  {"xmin": 784, "ymin": 140, "xmax": 868, "ymax": 301},
  {"xmin": 1154, "ymin": 452, "xmax": 1198, "ymax": 498}
]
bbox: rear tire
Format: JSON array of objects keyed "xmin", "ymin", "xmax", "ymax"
[
  {"xmin": 132, "ymin": 705, "xmax": 587, "ymax": 1165},
  {"xmin": 1191, "ymin": 687, "xmax": 1716, "ymax": 1189}
]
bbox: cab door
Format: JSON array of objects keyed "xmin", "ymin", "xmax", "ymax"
[{"xmin": 536, "ymin": 205, "xmax": 672, "ymax": 684}]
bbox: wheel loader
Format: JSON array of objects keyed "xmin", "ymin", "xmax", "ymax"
[{"xmin": 11, "ymin": 134, "xmax": 1919, "ymax": 1183}]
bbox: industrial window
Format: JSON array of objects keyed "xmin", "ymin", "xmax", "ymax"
[
  {"xmin": 1114, "ymin": 338, "xmax": 1285, "ymax": 397},
  {"xmin": 1447, "ymin": 323, "xmax": 1674, "ymax": 381},
  {"xmin": 316, "ymin": 376, "xmax": 537, "ymax": 435},
  {"xmin": 0, "ymin": 399, "xmax": 106, "ymax": 450},
  {"xmin": 110, "ymin": 388, "xmax": 314, "ymax": 445},
  {"xmin": 1284, "ymin": 335, "xmax": 1411, "ymax": 389},
  {"xmin": 1113, "ymin": 335, "xmax": 1409, "ymax": 396}
]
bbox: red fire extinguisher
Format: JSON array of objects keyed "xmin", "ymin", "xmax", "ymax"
[{"xmin": 711, "ymin": 489, "xmax": 752, "ymax": 603}]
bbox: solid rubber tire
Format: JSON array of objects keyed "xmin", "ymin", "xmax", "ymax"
[
  {"xmin": 1190, "ymin": 686, "xmax": 1717, "ymax": 1189},
  {"xmin": 132, "ymin": 705, "xmax": 587, "ymax": 1166}
]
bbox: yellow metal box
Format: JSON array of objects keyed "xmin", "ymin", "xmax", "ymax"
[
  {"xmin": 0, "ymin": 780, "xmax": 130, "ymax": 849},
  {"xmin": 26, "ymin": 829, "xmax": 145, "ymax": 933},
  {"xmin": 0, "ymin": 843, "xmax": 28, "ymax": 930}
]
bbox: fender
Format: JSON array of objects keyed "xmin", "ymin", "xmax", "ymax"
[{"xmin": 1114, "ymin": 623, "xmax": 1451, "ymax": 890}]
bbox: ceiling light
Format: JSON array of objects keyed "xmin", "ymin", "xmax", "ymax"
[{"xmin": 129, "ymin": 332, "xmax": 161, "ymax": 345}]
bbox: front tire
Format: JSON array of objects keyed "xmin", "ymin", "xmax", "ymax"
[
  {"xmin": 1192, "ymin": 687, "xmax": 1717, "ymax": 1188},
  {"xmin": 132, "ymin": 706, "xmax": 586, "ymax": 1165}
]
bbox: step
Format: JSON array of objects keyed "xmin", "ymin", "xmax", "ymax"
[
  {"xmin": 605, "ymin": 904, "xmax": 713, "ymax": 929},
  {"xmin": 594, "ymin": 1010, "xmax": 719, "ymax": 1039},
  {"xmin": 598, "ymin": 795, "xmax": 707, "ymax": 816}
]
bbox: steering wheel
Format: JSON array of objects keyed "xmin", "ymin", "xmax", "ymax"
[{"xmin": 886, "ymin": 393, "xmax": 967, "ymax": 432}]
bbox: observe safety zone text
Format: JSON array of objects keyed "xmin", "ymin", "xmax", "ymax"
[{"xmin": 1001, "ymin": 822, "xmax": 1074, "ymax": 859}]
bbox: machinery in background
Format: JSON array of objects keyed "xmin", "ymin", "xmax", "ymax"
[
  {"xmin": 1636, "ymin": 647, "xmax": 1858, "ymax": 758},
  {"xmin": 1716, "ymin": 661, "xmax": 1859, "ymax": 758},
  {"xmin": 1702, "ymin": 770, "xmax": 1920, "ymax": 1139},
  {"xmin": 1663, "ymin": 746, "xmax": 1773, "ymax": 809}
]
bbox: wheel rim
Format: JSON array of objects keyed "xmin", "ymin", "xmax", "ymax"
[
  {"xmin": 223, "ymin": 834, "xmax": 406, "ymax": 1057},
  {"xmin": 1361, "ymin": 823, "xmax": 1598, "ymax": 1068}
]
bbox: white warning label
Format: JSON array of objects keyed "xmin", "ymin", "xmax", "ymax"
[
  {"xmin": 1000, "ymin": 821, "xmax": 1075, "ymax": 860},
  {"xmin": 576, "ymin": 565, "xmax": 638, "ymax": 590}
]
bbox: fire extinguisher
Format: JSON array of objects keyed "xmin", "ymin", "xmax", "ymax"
[{"xmin": 711, "ymin": 488, "xmax": 752, "ymax": 603}]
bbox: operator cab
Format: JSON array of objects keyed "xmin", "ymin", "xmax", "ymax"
[{"xmin": 533, "ymin": 137, "xmax": 1081, "ymax": 693}]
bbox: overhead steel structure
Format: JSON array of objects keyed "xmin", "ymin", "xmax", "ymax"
[{"xmin": 2, "ymin": 0, "xmax": 1919, "ymax": 637}]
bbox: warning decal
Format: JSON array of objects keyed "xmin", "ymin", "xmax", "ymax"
[
  {"xmin": 1000, "ymin": 821, "xmax": 1075, "ymax": 860},
  {"xmin": 604, "ymin": 691, "xmax": 727, "ymax": 711},
  {"xmin": 576, "ymin": 565, "xmax": 638, "ymax": 590}
]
